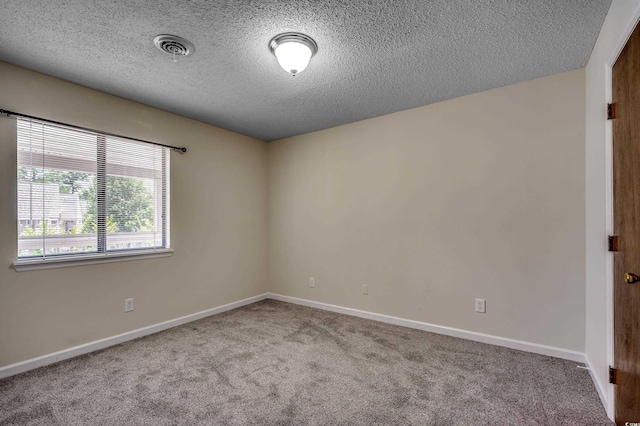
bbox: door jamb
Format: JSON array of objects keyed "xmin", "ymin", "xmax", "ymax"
[{"xmin": 605, "ymin": 5, "xmax": 640, "ymax": 419}]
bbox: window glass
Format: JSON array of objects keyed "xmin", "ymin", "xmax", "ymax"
[{"xmin": 16, "ymin": 118, "xmax": 170, "ymax": 259}]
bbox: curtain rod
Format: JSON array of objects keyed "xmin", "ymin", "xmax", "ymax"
[{"xmin": 0, "ymin": 109, "xmax": 187, "ymax": 153}]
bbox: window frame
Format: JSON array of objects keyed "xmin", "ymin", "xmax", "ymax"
[{"xmin": 13, "ymin": 119, "xmax": 172, "ymax": 271}]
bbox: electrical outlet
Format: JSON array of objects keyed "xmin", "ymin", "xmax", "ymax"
[
  {"xmin": 475, "ymin": 298, "xmax": 486, "ymax": 313},
  {"xmin": 125, "ymin": 298, "xmax": 134, "ymax": 313},
  {"xmin": 362, "ymin": 284, "xmax": 368, "ymax": 295},
  {"xmin": 309, "ymin": 277, "xmax": 315, "ymax": 288}
]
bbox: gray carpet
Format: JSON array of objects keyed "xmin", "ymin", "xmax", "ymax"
[{"xmin": 0, "ymin": 299, "xmax": 611, "ymax": 425}]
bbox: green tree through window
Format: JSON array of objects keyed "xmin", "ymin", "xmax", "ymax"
[{"xmin": 82, "ymin": 176, "xmax": 154, "ymax": 233}]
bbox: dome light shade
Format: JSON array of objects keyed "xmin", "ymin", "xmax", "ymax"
[
  {"xmin": 269, "ymin": 33, "xmax": 318, "ymax": 75},
  {"xmin": 274, "ymin": 41, "xmax": 312, "ymax": 74}
]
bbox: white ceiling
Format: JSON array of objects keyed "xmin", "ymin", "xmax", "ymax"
[{"xmin": 0, "ymin": 0, "xmax": 611, "ymax": 141}]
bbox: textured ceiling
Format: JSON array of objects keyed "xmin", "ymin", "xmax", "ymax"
[{"xmin": 0, "ymin": 0, "xmax": 611, "ymax": 141}]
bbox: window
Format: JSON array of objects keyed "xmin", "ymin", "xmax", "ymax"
[{"xmin": 16, "ymin": 118, "xmax": 170, "ymax": 263}]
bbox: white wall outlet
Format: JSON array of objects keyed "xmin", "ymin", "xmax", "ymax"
[
  {"xmin": 309, "ymin": 277, "xmax": 315, "ymax": 288},
  {"xmin": 362, "ymin": 284, "xmax": 368, "ymax": 295},
  {"xmin": 125, "ymin": 298, "xmax": 134, "ymax": 313},
  {"xmin": 475, "ymin": 298, "xmax": 486, "ymax": 313}
]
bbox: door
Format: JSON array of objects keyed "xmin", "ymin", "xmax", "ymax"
[{"xmin": 613, "ymin": 19, "xmax": 640, "ymax": 426}]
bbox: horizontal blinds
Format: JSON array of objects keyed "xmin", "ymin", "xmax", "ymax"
[
  {"xmin": 17, "ymin": 119, "xmax": 98, "ymax": 257},
  {"xmin": 16, "ymin": 117, "xmax": 170, "ymax": 259},
  {"xmin": 105, "ymin": 137, "xmax": 166, "ymax": 251}
]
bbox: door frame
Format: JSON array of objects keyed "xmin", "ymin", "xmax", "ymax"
[{"xmin": 605, "ymin": 6, "xmax": 640, "ymax": 420}]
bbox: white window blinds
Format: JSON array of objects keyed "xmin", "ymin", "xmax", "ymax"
[{"xmin": 17, "ymin": 118, "xmax": 170, "ymax": 259}]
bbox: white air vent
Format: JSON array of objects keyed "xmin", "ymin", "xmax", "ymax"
[{"xmin": 153, "ymin": 35, "xmax": 194, "ymax": 57}]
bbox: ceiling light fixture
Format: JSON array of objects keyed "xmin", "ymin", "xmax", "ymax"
[{"xmin": 269, "ymin": 32, "xmax": 318, "ymax": 76}]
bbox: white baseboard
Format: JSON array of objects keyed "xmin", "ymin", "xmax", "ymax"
[
  {"xmin": 0, "ymin": 292, "xmax": 592, "ymax": 389},
  {"xmin": 0, "ymin": 293, "xmax": 269, "ymax": 379},
  {"xmin": 584, "ymin": 355, "xmax": 613, "ymax": 420},
  {"xmin": 267, "ymin": 293, "xmax": 587, "ymax": 363}
]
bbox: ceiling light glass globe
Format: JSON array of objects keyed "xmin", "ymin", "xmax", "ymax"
[{"xmin": 274, "ymin": 41, "xmax": 313, "ymax": 75}]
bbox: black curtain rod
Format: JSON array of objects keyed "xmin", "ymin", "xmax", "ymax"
[{"xmin": 0, "ymin": 109, "xmax": 187, "ymax": 153}]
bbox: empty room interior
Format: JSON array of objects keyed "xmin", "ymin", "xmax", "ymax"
[{"xmin": 0, "ymin": 0, "xmax": 638, "ymax": 424}]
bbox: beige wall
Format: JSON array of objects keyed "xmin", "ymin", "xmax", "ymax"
[
  {"xmin": 268, "ymin": 69, "xmax": 586, "ymax": 351},
  {"xmin": 585, "ymin": 0, "xmax": 640, "ymax": 414},
  {"xmin": 0, "ymin": 62, "xmax": 268, "ymax": 367},
  {"xmin": 0, "ymin": 59, "xmax": 590, "ymax": 368}
]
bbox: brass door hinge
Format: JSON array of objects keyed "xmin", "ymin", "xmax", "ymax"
[
  {"xmin": 609, "ymin": 366, "xmax": 617, "ymax": 384},
  {"xmin": 607, "ymin": 103, "xmax": 616, "ymax": 120},
  {"xmin": 608, "ymin": 235, "xmax": 619, "ymax": 252}
]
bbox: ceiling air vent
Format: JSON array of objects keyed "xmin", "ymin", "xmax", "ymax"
[{"xmin": 153, "ymin": 35, "xmax": 194, "ymax": 57}]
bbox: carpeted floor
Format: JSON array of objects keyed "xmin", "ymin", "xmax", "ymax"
[{"xmin": 0, "ymin": 299, "xmax": 611, "ymax": 425}]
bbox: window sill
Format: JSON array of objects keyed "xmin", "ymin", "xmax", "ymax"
[{"xmin": 12, "ymin": 249, "xmax": 173, "ymax": 272}]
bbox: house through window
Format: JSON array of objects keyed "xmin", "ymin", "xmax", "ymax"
[{"xmin": 17, "ymin": 118, "xmax": 170, "ymax": 259}]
